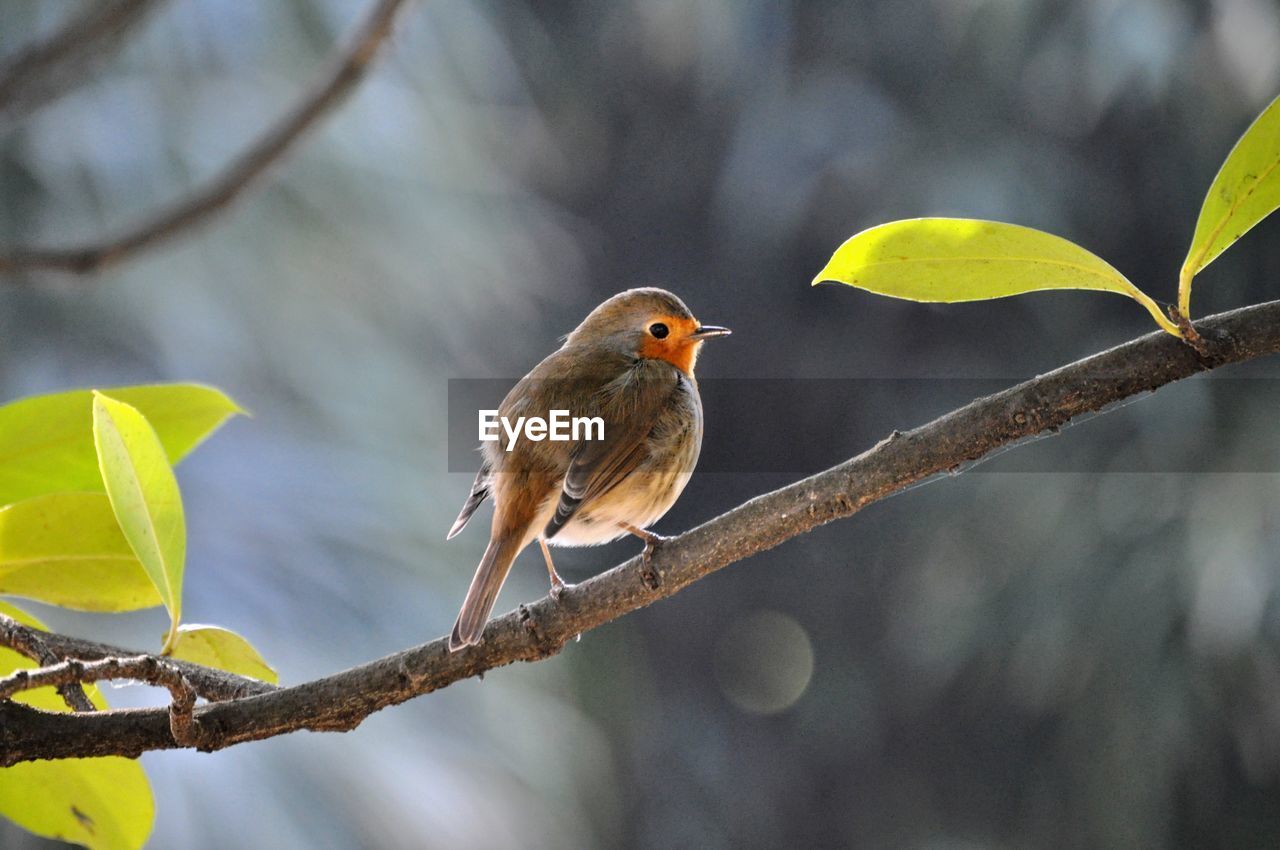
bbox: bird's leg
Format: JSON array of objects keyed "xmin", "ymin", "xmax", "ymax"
[
  {"xmin": 539, "ymin": 538, "xmax": 572, "ymax": 600},
  {"xmin": 619, "ymin": 522, "xmax": 670, "ymax": 589}
]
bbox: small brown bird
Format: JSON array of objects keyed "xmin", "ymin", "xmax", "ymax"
[{"xmin": 447, "ymin": 288, "xmax": 730, "ymax": 650}]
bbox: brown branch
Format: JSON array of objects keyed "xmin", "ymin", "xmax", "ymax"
[
  {"xmin": 3, "ymin": 300, "xmax": 1280, "ymax": 765},
  {"xmin": 0, "ymin": 612, "xmax": 273, "ymax": 703},
  {"xmin": 0, "ymin": 655, "xmax": 199, "ymax": 745},
  {"xmin": 0, "ymin": 0, "xmax": 167, "ymax": 125},
  {"xmin": 0, "ymin": 0, "xmax": 412, "ymax": 278}
]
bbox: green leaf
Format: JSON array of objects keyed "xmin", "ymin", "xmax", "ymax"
[
  {"xmin": 1180, "ymin": 93, "xmax": 1280, "ymax": 314},
  {"xmin": 0, "ymin": 383, "xmax": 243, "ymax": 506},
  {"xmin": 813, "ymin": 218, "xmax": 1182, "ymax": 336},
  {"xmin": 0, "ymin": 601, "xmax": 155, "ymax": 850},
  {"xmin": 170, "ymin": 624, "xmax": 278, "ymax": 684},
  {"xmin": 0, "ymin": 493, "xmax": 161, "ymax": 611},
  {"xmin": 92, "ymin": 394, "xmax": 186, "ymax": 653}
]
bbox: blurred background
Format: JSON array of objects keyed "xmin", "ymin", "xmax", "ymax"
[{"xmin": 2, "ymin": 0, "xmax": 1280, "ymax": 847}]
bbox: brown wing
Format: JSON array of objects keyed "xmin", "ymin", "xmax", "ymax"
[{"xmin": 543, "ymin": 360, "xmax": 678, "ymax": 540}]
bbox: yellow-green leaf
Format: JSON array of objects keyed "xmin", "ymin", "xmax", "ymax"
[
  {"xmin": 1180, "ymin": 93, "xmax": 1280, "ymax": 314},
  {"xmin": 812, "ymin": 218, "xmax": 1181, "ymax": 336},
  {"xmin": 0, "ymin": 601, "xmax": 154, "ymax": 850},
  {"xmin": 0, "ymin": 758, "xmax": 154, "ymax": 850},
  {"xmin": 92, "ymin": 394, "xmax": 186, "ymax": 653},
  {"xmin": 170, "ymin": 624, "xmax": 278, "ymax": 684},
  {"xmin": 0, "ymin": 383, "xmax": 243, "ymax": 506},
  {"xmin": 0, "ymin": 493, "xmax": 161, "ymax": 611}
]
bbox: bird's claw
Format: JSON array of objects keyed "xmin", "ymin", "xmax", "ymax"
[
  {"xmin": 618, "ymin": 523, "xmax": 670, "ymax": 590},
  {"xmin": 549, "ymin": 578, "xmax": 575, "ymax": 602},
  {"xmin": 638, "ymin": 532, "xmax": 670, "ymax": 590}
]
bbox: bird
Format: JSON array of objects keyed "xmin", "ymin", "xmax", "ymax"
[{"xmin": 446, "ymin": 288, "xmax": 730, "ymax": 651}]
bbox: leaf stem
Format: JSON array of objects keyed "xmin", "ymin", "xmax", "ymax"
[
  {"xmin": 161, "ymin": 618, "xmax": 179, "ymax": 655},
  {"xmin": 1178, "ymin": 265, "xmax": 1194, "ymax": 320},
  {"xmin": 1127, "ymin": 285, "xmax": 1184, "ymax": 338}
]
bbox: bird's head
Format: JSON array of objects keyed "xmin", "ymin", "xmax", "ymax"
[{"xmin": 567, "ymin": 287, "xmax": 731, "ymax": 375}]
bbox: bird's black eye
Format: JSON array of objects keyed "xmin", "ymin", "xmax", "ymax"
[{"xmin": 649, "ymin": 322, "xmax": 669, "ymax": 339}]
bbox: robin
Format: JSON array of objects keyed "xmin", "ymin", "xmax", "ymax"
[{"xmin": 447, "ymin": 288, "xmax": 731, "ymax": 650}]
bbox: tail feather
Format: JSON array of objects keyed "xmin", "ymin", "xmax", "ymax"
[{"xmin": 449, "ymin": 534, "xmax": 524, "ymax": 651}]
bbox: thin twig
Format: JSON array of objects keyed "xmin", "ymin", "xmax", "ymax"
[
  {"xmin": 0, "ymin": 655, "xmax": 199, "ymax": 745},
  {"xmin": 0, "ymin": 0, "xmax": 412, "ymax": 278},
  {"xmin": 2, "ymin": 299, "xmax": 1278, "ymax": 764},
  {"xmin": 0, "ymin": 0, "xmax": 166, "ymax": 126},
  {"xmin": 0, "ymin": 612, "xmax": 95, "ymax": 712},
  {"xmin": 0, "ymin": 612, "xmax": 272, "ymax": 703}
]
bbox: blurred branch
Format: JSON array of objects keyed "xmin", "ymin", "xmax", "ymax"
[
  {"xmin": 0, "ymin": 0, "xmax": 166, "ymax": 126},
  {"xmin": 3, "ymin": 299, "xmax": 1280, "ymax": 763},
  {"xmin": 0, "ymin": 0, "xmax": 412, "ymax": 279}
]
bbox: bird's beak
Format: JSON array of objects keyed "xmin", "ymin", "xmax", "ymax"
[{"xmin": 690, "ymin": 325, "xmax": 732, "ymax": 340}]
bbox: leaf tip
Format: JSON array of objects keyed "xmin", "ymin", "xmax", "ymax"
[
  {"xmin": 222, "ymin": 393, "xmax": 252, "ymax": 419},
  {"xmin": 190, "ymin": 383, "xmax": 252, "ymax": 418},
  {"xmin": 810, "ymin": 264, "xmax": 837, "ymax": 287}
]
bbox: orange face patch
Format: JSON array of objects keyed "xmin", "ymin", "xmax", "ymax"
[{"xmin": 639, "ymin": 315, "xmax": 703, "ymax": 375}]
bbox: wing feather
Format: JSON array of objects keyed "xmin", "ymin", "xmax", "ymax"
[
  {"xmin": 544, "ymin": 363, "xmax": 677, "ymax": 539},
  {"xmin": 447, "ymin": 462, "xmax": 491, "ymax": 540}
]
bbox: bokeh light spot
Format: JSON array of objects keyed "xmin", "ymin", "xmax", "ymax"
[{"xmin": 714, "ymin": 610, "xmax": 815, "ymax": 715}]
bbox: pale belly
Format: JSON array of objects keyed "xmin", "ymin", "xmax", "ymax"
[
  {"xmin": 544, "ymin": 466, "xmax": 695, "ymax": 546},
  {"xmin": 506, "ymin": 361, "xmax": 704, "ymax": 549}
]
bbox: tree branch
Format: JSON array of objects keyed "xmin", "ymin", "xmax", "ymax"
[
  {"xmin": 0, "ymin": 0, "xmax": 412, "ymax": 278},
  {"xmin": 3, "ymin": 300, "xmax": 1279, "ymax": 765},
  {"xmin": 0, "ymin": 0, "xmax": 167, "ymax": 126}
]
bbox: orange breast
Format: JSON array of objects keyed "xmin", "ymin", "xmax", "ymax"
[
  {"xmin": 639, "ymin": 316, "xmax": 701, "ymax": 374},
  {"xmin": 639, "ymin": 338, "xmax": 696, "ymax": 374}
]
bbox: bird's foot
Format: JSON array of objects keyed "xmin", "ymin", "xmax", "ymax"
[
  {"xmin": 621, "ymin": 524, "xmax": 670, "ymax": 590},
  {"xmin": 540, "ymin": 538, "xmax": 574, "ymax": 601},
  {"xmin": 549, "ymin": 574, "xmax": 576, "ymax": 602}
]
